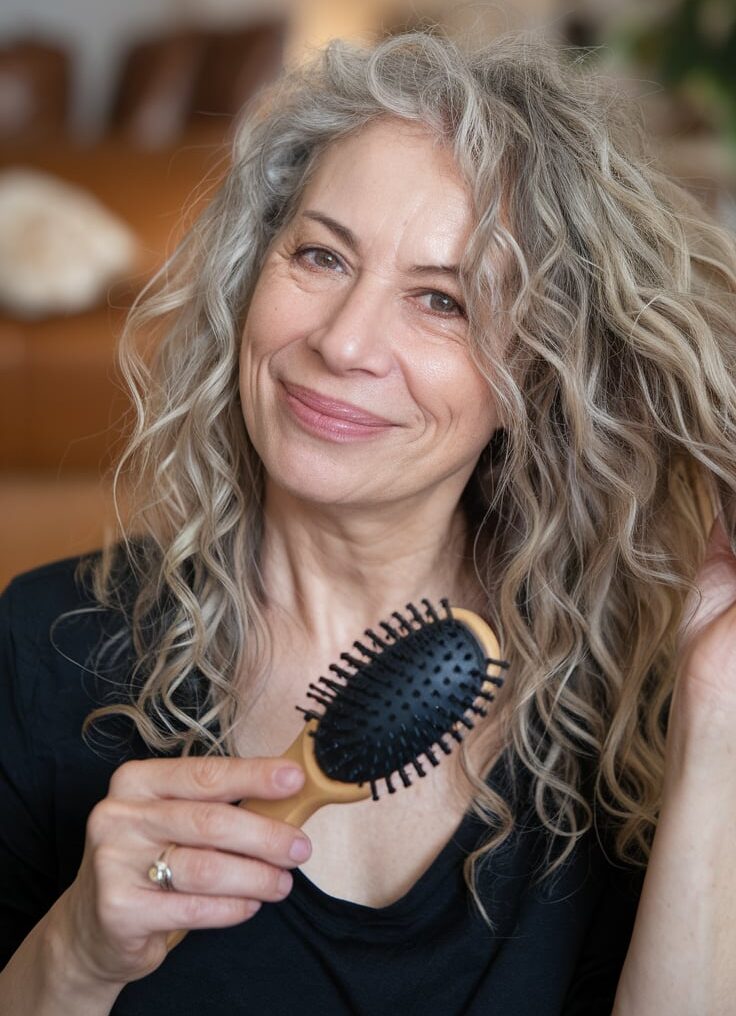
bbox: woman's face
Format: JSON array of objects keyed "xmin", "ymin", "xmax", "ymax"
[{"xmin": 239, "ymin": 116, "xmax": 501, "ymax": 510}]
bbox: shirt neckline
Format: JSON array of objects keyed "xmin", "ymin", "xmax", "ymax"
[{"xmin": 285, "ymin": 747, "xmax": 514, "ymax": 929}]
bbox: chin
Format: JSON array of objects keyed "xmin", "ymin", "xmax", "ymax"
[{"xmin": 264, "ymin": 451, "xmax": 379, "ymax": 506}]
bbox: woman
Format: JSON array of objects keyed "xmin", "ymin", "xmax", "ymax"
[{"xmin": 2, "ymin": 26, "xmax": 736, "ymax": 1015}]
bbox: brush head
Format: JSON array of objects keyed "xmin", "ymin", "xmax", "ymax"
[{"xmin": 295, "ymin": 598, "xmax": 508, "ymax": 800}]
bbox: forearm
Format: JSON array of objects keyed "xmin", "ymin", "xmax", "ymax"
[
  {"xmin": 0, "ymin": 894, "xmax": 124, "ymax": 1016},
  {"xmin": 612, "ymin": 702, "xmax": 736, "ymax": 1015}
]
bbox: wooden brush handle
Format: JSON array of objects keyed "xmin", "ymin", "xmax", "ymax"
[{"xmin": 241, "ymin": 718, "xmax": 373, "ymax": 825}]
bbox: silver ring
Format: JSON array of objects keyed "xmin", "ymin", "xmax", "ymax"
[{"xmin": 148, "ymin": 843, "xmax": 176, "ymax": 891}]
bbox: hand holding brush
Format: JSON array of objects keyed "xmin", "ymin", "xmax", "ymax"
[{"xmin": 52, "ymin": 599, "xmax": 508, "ymax": 985}]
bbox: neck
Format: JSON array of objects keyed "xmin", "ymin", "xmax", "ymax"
[{"xmin": 259, "ymin": 480, "xmax": 481, "ymax": 658}]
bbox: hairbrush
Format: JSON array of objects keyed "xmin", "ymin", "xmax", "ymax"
[
  {"xmin": 244, "ymin": 597, "xmax": 508, "ymax": 818},
  {"xmin": 166, "ymin": 597, "xmax": 508, "ymax": 949}
]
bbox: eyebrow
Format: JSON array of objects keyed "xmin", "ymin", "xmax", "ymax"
[{"xmin": 300, "ymin": 209, "xmax": 462, "ymax": 280}]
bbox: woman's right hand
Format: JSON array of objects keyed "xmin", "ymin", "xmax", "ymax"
[{"xmin": 49, "ymin": 756, "xmax": 312, "ymax": 989}]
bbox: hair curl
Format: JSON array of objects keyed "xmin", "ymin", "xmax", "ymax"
[{"xmin": 69, "ymin": 25, "xmax": 736, "ymax": 929}]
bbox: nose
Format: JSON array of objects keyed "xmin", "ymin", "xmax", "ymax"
[{"xmin": 306, "ymin": 272, "xmax": 394, "ymax": 376}]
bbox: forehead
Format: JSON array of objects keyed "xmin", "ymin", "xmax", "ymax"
[
  {"xmin": 311, "ymin": 116, "xmax": 462, "ymax": 177},
  {"xmin": 291, "ymin": 117, "xmax": 474, "ymax": 250}
]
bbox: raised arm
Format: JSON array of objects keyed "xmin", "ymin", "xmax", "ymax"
[{"xmin": 613, "ymin": 514, "xmax": 736, "ymax": 1015}]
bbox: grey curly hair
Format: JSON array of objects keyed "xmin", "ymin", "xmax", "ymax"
[{"xmin": 69, "ymin": 24, "xmax": 736, "ymax": 929}]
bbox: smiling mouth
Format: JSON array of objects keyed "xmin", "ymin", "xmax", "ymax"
[
  {"xmin": 279, "ymin": 381, "xmax": 396, "ymax": 442},
  {"xmin": 280, "ymin": 381, "xmax": 394, "ymax": 426}
]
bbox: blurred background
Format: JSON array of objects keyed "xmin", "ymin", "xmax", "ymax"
[{"xmin": 1, "ymin": 0, "xmax": 735, "ymax": 589}]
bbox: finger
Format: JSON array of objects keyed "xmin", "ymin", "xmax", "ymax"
[
  {"xmin": 108, "ymin": 756, "xmax": 305, "ymax": 803},
  {"xmin": 140, "ymin": 844, "xmax": 295, "ymax": 901},
  {"xmin": 139, "ymin": 798, "xmax": 312, "ymax": 868},
  {"xmin": 136, "ymin": 889, "xmax": 263, "ymax": 934}
]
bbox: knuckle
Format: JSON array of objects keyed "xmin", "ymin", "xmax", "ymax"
[
  {"xmin": 180, "ymin": 894, "xmax": 213, "ymax": 926},
  {"xmin": 190, "ymin": 756, "xmax": 223, "ymax": 792},
  {"xmin": 86, "ymin": 799, "xmax": 124, "ymax": 842},
  {"xmin": 86, "ymin": 801, "xmax": 110, "ymax": 841},
  {"xmin": 90, "ymin": 842, "xmax": 117, "ymax": 880},
  {"xmin": 261, "ymin": 819, "xmax": 286, "ymax": 858},
  {"xmin": 191, "ymin": 803, "xmax": 228, "ymax": 841},
  {"xmin": 102, "ymin": 888, "xmax": 128, "ymax": 918},
  {"xmin": 108, "ymin": 759, "xmax": 143, "ymax": 796},
  {"xmin": 257, "ymin": 861, "xmax": 284, "ymax": 898},
  {"xmin": 189, "ymin": 850, "xmax": 221, "ymax": 886},
  {"xmin": 95, "ymin": 883, "xmax": 128, "ymax": 926}
]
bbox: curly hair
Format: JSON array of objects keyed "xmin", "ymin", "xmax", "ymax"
[{"xmin": 69, "ymin": 25, "xmax": 736, "ymax": 929}]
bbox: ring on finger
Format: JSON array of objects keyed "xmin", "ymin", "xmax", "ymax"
[{"xmin": 148, "ymin": 843, "xmax": 177, "ymax": 891}]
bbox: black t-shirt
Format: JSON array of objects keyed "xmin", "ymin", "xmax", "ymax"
[{"xmin": 0, "ymin": 555, "xmax": 645, "ymax": 1015}]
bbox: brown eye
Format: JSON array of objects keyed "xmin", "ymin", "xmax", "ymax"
[
  {"xmin": 294, "ymin": 246, "xmax": 343, "ymax": 271},
  {"xmin": 424, "ymin": 291, "xmax": 465, "ymax": 317}
]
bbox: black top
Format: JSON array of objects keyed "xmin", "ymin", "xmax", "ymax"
[{"xmin": 0, "ymin": 555, "xmax": 645, "ymax": 1015}]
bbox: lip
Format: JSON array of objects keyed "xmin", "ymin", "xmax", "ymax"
[
  {"xmin": 279, "ymin": 381, "xmax": 395, "ymax": 442},
  {"xmin": 280, "ymin": 382, "xmax": 394, "ymax": 426}
]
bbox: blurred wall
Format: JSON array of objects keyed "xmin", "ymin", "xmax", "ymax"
[
  {"xmin": 0, "ymin": 0, "xmax": 570, "ymax": 138},
  {"xmin": 0, "ymin": 0, "xmax": 288, "ymax": 137}
]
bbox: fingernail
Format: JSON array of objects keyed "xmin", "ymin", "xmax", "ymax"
[
  {"xmin": 274, "ymin": 766, "xmax": 303, "ymax": 790},
  {"xmin": 289, "ymin": 837, "xmax": 311, "ymax": 862}
]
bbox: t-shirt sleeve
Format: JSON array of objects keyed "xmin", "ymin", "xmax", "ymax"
[
  {"xmin": 0, "ymin": 580, "xmax": 59, "ymax": 971},
  {"xmin": 561, "ymin": 849, "xmax": 645, "ymax": 1015}
]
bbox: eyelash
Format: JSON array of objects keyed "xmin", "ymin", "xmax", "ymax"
[{"xmin": 289, "ymin": 244, "xmax": 466, "ymax": 319}]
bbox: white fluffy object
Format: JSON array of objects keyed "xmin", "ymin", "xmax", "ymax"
[{"xmin": 0, "ymin": 167, "xmax": 138, "ymax": 318}]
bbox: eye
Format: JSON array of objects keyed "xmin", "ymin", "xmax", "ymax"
[
  {"xmin": 291, "ymin": 245, "xmax": 344, "ymax": 272},
  {"xmin": 290, "ymin": 245, "xmax": 465, "ymax": 319},
  {"xmin": 420, "ymin": 291, "xmax": 466, "ymax": 318}
]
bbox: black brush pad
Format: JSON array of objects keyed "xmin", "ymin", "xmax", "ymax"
[{"xmin": 296, "ymin": 601, "xmax": 505, "ymax": 801}]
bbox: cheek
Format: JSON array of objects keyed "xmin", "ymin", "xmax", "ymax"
[
  {"xmin": 406, "ymin": 344, "xmax": 497, "ymax": 437},
  {"xmin": 241, "ymin": 259, "xmax": 311, "ymax": 358},
  {"xmin": 238, "ymin": 292, "xmax": 279, "ymax": 423},
  {"xmin": 241, "ymin": 294, "xmax": 289, "ymax": 359}
]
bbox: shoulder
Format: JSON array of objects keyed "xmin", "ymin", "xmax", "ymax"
[
  {"xmin": 0, "ymin": 549, "xmax": 139, "ymax": 737},
  {"xmin": 1, "ymin": 552, "xmax": 118, "ymax": 682},
  {"xmin": 1, "ymin": 553, "xmax": 97, "ymax": 669},
  {"xmin": 2, "ymin": 551, "xmax": 102, "ymax": 634},
  {"xmin": 1, "ymin": 542, "xmax": 148, "ymax": 649}
]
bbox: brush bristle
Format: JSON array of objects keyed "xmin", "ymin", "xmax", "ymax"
[{"xmin": 295, "ymin": 599, "xmax": 508, "ymax": 800}]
